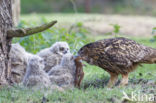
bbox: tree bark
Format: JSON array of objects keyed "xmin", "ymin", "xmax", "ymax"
[
  {"xmin": 0, "ymin": 0, "xmax": 13, "ymax": 85},
  {"xmin": 12, "ymin": 0, "xmax": 20, "ymax": 26},
  {"xmin": 0, "ymin": 0, "xmax": 57, "ymax": 85}
]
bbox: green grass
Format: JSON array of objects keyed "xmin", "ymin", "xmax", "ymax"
[
  {"xmin": 7, "ymin": 38, "xmax": 156, "ymax": 103},
  {"xmin": 1, "ymin": 61, "xmax": 155, "ymax": 103},
  {"xmin": 1, "ymin": 14, "xmax": 156, "ymax": 103}
]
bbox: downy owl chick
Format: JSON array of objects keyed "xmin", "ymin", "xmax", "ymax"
[
  {"xmin": 37, "ymin": 42, "xmax": 70, "ymax": 72},
  {"xmin": 10, "ymin": 43, "xmax": 33, "ymax": 83},
  {"xmin": 48, "ymin": 53, "xmax": 76, "ymax": 89},
  {"xmin": 22, "ymin": 55, "xmax": 51, "ymax": 89}
]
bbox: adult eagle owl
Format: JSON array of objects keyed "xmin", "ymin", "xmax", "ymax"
[{"xmin": 78, "ymin": 37, "xmax": 156, "ymax": 87}]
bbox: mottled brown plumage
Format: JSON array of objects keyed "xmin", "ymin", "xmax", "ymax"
[{"xmin": 78, "ymin": 37, "xmax": 156, "ymax": 87}]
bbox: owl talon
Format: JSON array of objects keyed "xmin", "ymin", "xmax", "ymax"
[{"xmin": 119, "ymin": 74, "xmax": 129, "ymax": 87}]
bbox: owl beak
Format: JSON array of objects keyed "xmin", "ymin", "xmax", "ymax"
[
  {"xmin": 74, "ymin": 55, "xmax": 83, "ymax": 60},
  {"xmin": 63, "ymin": 50, "xmax": 68, "ymax": 54}
]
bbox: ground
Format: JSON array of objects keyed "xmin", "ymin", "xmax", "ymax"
[{"xmin": 0, "ymin": 14, "xmax": 156, "ymax": 103}]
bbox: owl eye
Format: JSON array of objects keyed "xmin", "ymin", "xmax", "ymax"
[
  {"xmin": 39, "ymin": 60, "xmax": 44, "ymax": 64},
  {"xmin": 59, "ymin": 47, "xmax": 65, "ymax": 51}
]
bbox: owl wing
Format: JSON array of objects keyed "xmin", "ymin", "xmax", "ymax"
[
  {"xmin": 103, "ymin": 41, "xmax": 147, "ymax": 67},
  {"xmin": 92, "ymin": 38, "xmax": 147, "ymax": 68}
]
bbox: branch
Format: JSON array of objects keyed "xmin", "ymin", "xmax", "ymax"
[{"xmin": 7, "ymin": 20, "xmax": 57, "ymax": 38}]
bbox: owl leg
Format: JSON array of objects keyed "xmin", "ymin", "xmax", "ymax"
[
  {"xmin": 119, "ymin": 74, "xmax": 129, "ymax": 87},
  {"xmin": 107, "ymin": 72, "xmax": 118, "ymax": 88}
]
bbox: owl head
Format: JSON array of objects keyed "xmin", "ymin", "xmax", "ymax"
[
  {"xmin": 78, "ymin": 44, "xmax": 90, "ymax": 60},
  {"xmin": 77, "ymin": 43, "xmax": 95, "ymax": 65},
  {"xmin": 28, "ymin": 55, "xmax": 45, "ymax": 72},
  {"xmin": 50, "ymin": 42, "xmax": 70, "ymax": 56},
  {"xmin": 10, "ymin": 43, "xmax": 27, "ymax": 63}
]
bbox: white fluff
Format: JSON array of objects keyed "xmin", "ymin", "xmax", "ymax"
[
  {"xmin": 10, "ymin": 43, "xmax": 33, "ymax": 83},
  {"xmin": 37, "ymin": 42, "xmax": 70, "ymax": 72},
  {"xmin": 22, "ymin": 55, "xmax": 64, "ymax": 91},
  {"xmin": 48, "ymin": 53, "xmax": 76, "ymax": 89},
  {"xmin": 22, "ymin": 55, "xmax": 51, "ymax": 89}
]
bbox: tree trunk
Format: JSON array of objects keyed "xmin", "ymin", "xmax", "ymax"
[
  {"xmin": 84, "ymin": 0, "xmax": 91, "ymax": 13},
  {"xmin": 0, "ymin": 0, "xmax": 13, "ymax": 85},
  {"xmin": 12, "ymin": 0, "xmax": 20, "ymax": 26}
]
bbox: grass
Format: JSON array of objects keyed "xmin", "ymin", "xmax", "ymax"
[
  {"xmin": 5, "ymin": 38, "xmax": 156, "ymax": 103},
  {"xmin": 1, "ymin": 60, "xmax": 155, "ymax": 103},
  {"xmin": 1, "ymin": 14, "xmax": 156, "ymax": 103}
]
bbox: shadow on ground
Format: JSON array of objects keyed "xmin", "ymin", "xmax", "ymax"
[
  {"xmin": 82, "ymin": 75, "xmax": 109, "ymax": 89},
  {"xmin": 82, "ymin": 75, "xmax": 156, "ymax": 93}
]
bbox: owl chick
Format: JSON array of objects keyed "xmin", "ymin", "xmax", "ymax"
[
  {"xmin": 22, "ymin": 55, "xmax": 51, "ymax": 89},
  {"xmin": 10, "ymin": 43, "xmax": 33, "ymax": 83},
  {"xmin": 48, "ymin": 53, "xmax": 76, "ymax": 89},
  {"xmin": 37, "ymin": 42, "xmax": 70, "ymax": 72}
]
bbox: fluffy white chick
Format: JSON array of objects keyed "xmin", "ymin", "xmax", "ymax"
[
  {"xmin": 37, "ymin": 42, "xmax": 70, "ymax": 72},
  {"xmin": 22, "ymin": 55, "xmax": 51, "ymax": 89},
  {"xmin": 10, "ymin": 43, "xmax": 33, "ymax": 83},
  {"xmin": 48, "ymin": 53, "xmax": 76, "ymax": 89}
]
